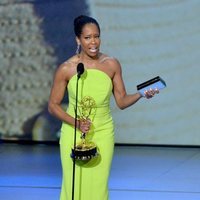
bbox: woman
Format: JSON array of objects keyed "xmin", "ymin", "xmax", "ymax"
[{"xmin": 48, "ymin": 15, "xmax": 158, "ymax": 200}]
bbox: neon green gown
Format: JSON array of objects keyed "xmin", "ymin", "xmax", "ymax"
[{"xmin": 60, "ymin": 69, "xmax": 114, "ymax": 200}]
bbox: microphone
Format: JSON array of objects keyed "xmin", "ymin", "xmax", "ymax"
[
  {"xmin": 72, "ymin": 62, "xmax": 85, "ymax": 199},
  {"xmin": 77, "ymin": 63, "xmax": 84, "ymax": 78}
]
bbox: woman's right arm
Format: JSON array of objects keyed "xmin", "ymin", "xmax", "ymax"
[
  {"xmin": 48, "ymin": 63, "xmax": 76, "ymax": 126},
  {"xmin": 48, "ymin": 63, "xmax": 91, "ymax": 133}
]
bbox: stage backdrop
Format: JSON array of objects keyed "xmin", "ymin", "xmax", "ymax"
[{"xmin": 0, "ymin": 0, "xmax": 200, "ymax": 145}]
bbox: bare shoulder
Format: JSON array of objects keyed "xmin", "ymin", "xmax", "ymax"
[
  {"xmin": 100, "ymin": 54, "xmax": 121, "ymax": 71},
  {"xmin": 56, "ymin": 57, "xmax": 78, "ymax": 80}
]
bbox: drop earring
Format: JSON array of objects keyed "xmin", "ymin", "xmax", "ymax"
[{"xmin": 76, "ymin": 44, "xmax": 81, "ymax": 56}]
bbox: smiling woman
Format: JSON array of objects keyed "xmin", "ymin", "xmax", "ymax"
[{"xmin": 48, "ymin": 15, "xmax": 158, "ymax": 200}]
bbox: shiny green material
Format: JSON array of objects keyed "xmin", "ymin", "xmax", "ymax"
[{"xmin": 60, "ymin": 69, "xmax": 114, "ymax": 200}]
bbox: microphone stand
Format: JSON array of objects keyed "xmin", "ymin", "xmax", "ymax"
[{"xmin": 71, "ymin": 72, "xmax": 81, "ymax": 200}]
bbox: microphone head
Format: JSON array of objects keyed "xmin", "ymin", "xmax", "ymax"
[{"xmin": 77, "ymin": 63, "xmax": 84, "ymax": 77}]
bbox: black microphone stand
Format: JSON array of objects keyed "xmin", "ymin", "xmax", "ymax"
[{"xmin": 71, "ymin": 71, "xmax": 81, "ymax": 200}]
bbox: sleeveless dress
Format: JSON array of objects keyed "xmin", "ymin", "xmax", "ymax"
[{"xmin": 60, "ymin": 69, "xmax": 114, "ymax": 200}]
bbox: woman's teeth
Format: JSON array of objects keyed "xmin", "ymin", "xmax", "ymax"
[{"xmin": 90, "ymin": 48, "xmax": 97, "ymax": 53}]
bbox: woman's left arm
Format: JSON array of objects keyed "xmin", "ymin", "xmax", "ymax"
[{"xmin": 112, "ymin": 59, "xmax": 157, "ymax": 110}]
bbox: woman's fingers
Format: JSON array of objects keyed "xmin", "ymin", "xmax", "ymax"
[
  {"xmin": 78, "ymin": 119, "xmax": 91, "ymax": 133},
  {"xmin": 144, "ymin": 88, "xmax": 159, "ymax": 99}
]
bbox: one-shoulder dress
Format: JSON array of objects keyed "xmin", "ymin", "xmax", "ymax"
[{"xmin": 60, "ymin": 69, "xmax": 114, "ymax": 200}]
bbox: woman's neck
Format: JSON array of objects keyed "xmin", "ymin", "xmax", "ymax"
[
  {"xmin": 79, "ymin": 52, "xmax": 102, "ymax": 62},
  {"xmin": 77, "ymin": 53, "xmax": 103, "ymax": 68}
]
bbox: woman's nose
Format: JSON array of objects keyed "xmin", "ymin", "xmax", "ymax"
[{"xmin": 91, "ymin": 37, "xmax": 96, "ymax": 43}]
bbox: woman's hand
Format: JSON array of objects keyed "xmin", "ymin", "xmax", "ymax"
[
  {"xmin": 78, "ymin": 119, "xmax": 91, "ymax": 134},
  {"xmin": 144, "ymin": 88, "xmax": 159, "ymax": 99}
]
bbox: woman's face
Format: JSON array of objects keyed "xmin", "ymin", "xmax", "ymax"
[{"xmin": 77, "ymin": 23, "xmax": 101, "ymax": 59}]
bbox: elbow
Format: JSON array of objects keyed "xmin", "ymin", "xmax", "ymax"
[
  {"xmin": 117, "ymin": 103, "xmax": 127, "ymax": 110},
  {"xmin": 116, "ymin": 99, "xmax": 127, "ymax": 110},
  {"xmin": 118, "ymin": 106, "xmax": 126, "ymax": 110},
  {"xmin": 48, "ymin": 102, "xmax": 54, "ymax": 115}
]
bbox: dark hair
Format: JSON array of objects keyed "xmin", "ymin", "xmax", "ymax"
[{"xmin": 74, "ymin": 15, "xmax": 101, "ymax": 38}]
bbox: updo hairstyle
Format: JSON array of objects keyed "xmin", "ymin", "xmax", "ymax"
[{"xmin": 74, "ymin": 15, "xmax": 101, "ymax": 38}]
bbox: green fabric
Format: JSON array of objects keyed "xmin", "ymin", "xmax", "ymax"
[{"xmin": 60, "ymin": 69, "xmax": 114, "ymax": 200}]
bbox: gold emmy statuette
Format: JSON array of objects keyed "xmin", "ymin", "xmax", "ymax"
[{"xmin": 71, "ymin": 96, "xmax": 98, "ymax": 161}]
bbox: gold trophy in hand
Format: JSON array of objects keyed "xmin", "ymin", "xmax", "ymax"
[{"xmin": 71, "ymin": 96, "xmax": 98, "ymax": 161}]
